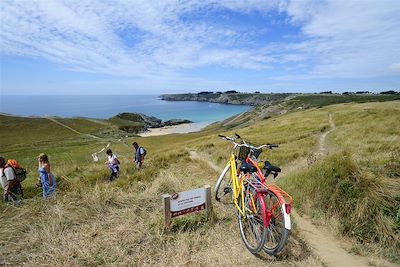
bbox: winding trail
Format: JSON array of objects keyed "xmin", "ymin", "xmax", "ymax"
[
  {"xmin": 290, "ymin": 114, "xmax": 393, "ymax": 267},
  {"xmin": 281, "ymin": 114, "xmax": 370, "ymax": 267},
  {"xmin": 45, "ymin": 117, "xmax": 101, "ymax": 139},
  {"xmin": 189, "ymin": 151, "xmax": 220, "ymax": 172},
  {"xmin": 44, "ymin": 116, "xmax": 133, "ymax": 161},
  {"xmin": 189, "ymin": 113, "xmax": 394, "ymax": 267},
  {"xmin": 317, "ymin": 113, "xmax": 336, "ymax": 157},
  {"xmin": 279, "ymin": 113, "xmax": 336, "ymax": 177},
  {"xmin": 223, "ymin": 112, "xmax": 246, "ymax": 126},
  {"xmin": 293, "ymin": 210, "xmax": 370, "ymax": 267}
]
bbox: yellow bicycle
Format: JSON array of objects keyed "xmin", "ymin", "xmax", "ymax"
[
  {"xmin": 215, "ymin": 133, "xmax": 292, "ymax": 255},
  {"xmin": 215, "ymin": 134, "xmax": 269, "ymax": 254}
]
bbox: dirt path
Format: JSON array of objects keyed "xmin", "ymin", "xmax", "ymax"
[
  {"xmin": 283, "ymin": 113, "xmax": 394, "ymax": 267},
  {"xmin": 189, "ymin": 113, "xmax": 391, "ymax": 267},
  {"xmin": 189, "ymin": 150, "xmax": 323, "ymax": 266},
  {"xmin": 189, "ymin": 151, "xmax": 221, "ymax": 172},
  {"xmin": 284, "ymin": 113, "xmax": 369, "ymax": 267},
  {"xmin": 293, "ymin": 210, "xmax": 370, "ymax": 267},
  {"xmin": 222, "ymin": 112, "xmax": 245, "ymax": 126},
  {"xmin": 279, "ymin": 113, "xmax": 335, "ymax": 178},
  {"xmin": 45, "ymin": 117, "xmax": 101, "ymax": 139},
  {"xmin": 317, "ymin": 113, "xmax": 336, "ymax": 157},
  {"xmin": 45, "ymin": 117, "xmax": 134, "ymax": 161}
]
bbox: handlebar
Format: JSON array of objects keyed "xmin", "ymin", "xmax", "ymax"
[{"xmin": 218, "ymin": 133, "xmax": 279, "ymax": 150}]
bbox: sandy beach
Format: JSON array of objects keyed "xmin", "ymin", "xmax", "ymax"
[{"xmin": 138, "ymin": 122, "xmax": 208, "ymax": 137}]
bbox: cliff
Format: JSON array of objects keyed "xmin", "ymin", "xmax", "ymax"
[{"xmin": 160, "ymin": 92, "xmax": 293, "ymax": 106}]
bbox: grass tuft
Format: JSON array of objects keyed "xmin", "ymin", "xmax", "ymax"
[{"xmin": 279, "ymin": 151, "xmax": 400, "ymax": 260}]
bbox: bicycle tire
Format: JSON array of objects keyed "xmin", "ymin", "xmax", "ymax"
[
  {"xmin": 262, "ymin": 190, "xmax": 290, "ymax": 255},
  {"xmin": 237, "ymin": 181, "xmax": 267, "ymax": 254},
  {"xmin": 215, "ymin": 164, "xmax": 232, "ymax": 202}
]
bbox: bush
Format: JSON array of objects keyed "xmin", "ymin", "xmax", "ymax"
[
  {"xmin": 380, "ymin": 90, "xmax": 399, "ymax": 95},
  {"xmin": 279, "ymin": 151, "xmax": 400, "ymax": 249}
]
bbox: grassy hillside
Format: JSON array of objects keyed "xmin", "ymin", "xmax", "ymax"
[
  {"xmin": 286, "ymin": 93, "xmax": 400, "ymax": 108},
  {"xmin": 278, "ymin": 101, "xmax": 400, "ymax": 261},
  {"xmin": 211, "ymin": 93, "xmax": 400, "ymax": 130},
  {"xmin": 0, "ymin": 101, "xmax": 399, "ymax": 265},
  {"xmin": 0, "ymin": 115, "xmax": 80, "ymax": 146}
]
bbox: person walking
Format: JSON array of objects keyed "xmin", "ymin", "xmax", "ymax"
[
  {"xmin": 38, "ymin": 153, "xmax": 56, "ymax": 198},
  {"xmin": 105, "ymin": 149, "xmax": 119, "ymax": 182},
  {"xmin": 132, "ymin": 142, "xmax": 146, "ymax": 169},
  {"xmin": 0, "ymin": 156, "xmax": 19, "ymax": 202}
]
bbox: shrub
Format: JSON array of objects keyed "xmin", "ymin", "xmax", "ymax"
[{"xmin": 279, "ymin": 151, "xmax": 400, "ymax": 249}]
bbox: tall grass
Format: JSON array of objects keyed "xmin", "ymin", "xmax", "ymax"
[
  {"xmin": 1, "ymin": 148, "xmax": 316, "ymax": 266},
  {"xmin": 1, "ymin": 101, "xmax": 399, "ymax": 265},
  {"xmin": 279, "ymin": 151, "xmax": 400, "ymax": 260}
]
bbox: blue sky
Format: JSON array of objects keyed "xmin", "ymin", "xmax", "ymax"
[{"xmin": 0, "ymin": 0, "xmax": 399, "ymax": 95}]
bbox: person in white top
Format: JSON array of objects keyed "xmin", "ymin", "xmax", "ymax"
[
  {"xmin": 105, "ymin": 149, "xmax": 119, "ymax": 182},
  {"xmin": 0, "ymin": 156, "xmax": 17, "ymax": 202}
]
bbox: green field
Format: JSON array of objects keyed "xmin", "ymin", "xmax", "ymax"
[{"xmin": 0, "ymin": 99, "xmax": 399, "ymax": 266}]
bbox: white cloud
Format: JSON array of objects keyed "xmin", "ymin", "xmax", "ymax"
[
  {"xmin": 0, "ymin": 0, "xmax": 399, "ymax": 90},
  {"xmin": 280, "ymin": 0, "xmax": 400, "ymax": 78},
  {"xmin": 0, "ymin": 0, "xmax": 278, "ymax": 79}
]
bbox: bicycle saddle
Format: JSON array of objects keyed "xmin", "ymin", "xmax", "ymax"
[
  {"xmin": 263, "ymin": 161, "xmax": 281, "ymax": 173},
  {"xmin": 239, "ymin": 163, "xmax": 257, "ymax": 173}
]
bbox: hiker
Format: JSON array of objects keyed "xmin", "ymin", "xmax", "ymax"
[
  {"xmin": 105, "ymin": 149, "xmax": 119, "ymax": 182},
  {"xmin": 38, "ymin": 153, "xmax": 56, "ymax": 198},
  {"xmin": 132, "ymin": 142, "xmax": 146, "ymax": 169},
  {"xmin": 0, "ymin": 157, "xmax": 19, "ymax": 202}
]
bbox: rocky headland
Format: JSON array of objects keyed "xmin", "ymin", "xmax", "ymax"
[
  {"xmin": 111, "ymin": 112, "xmax": 192, "ymax": 134},
  {"xmin": 160, "ymin": 92, "xmax": 293, "ymax": 106}
]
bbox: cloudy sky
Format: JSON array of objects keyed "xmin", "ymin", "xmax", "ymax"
[{"xmin": 1, "ymin": 0, "xmax": 399, "ymax": 95}]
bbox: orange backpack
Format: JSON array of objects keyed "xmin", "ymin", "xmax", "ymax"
[{"xmin": 6, "ymin": 159, "xmax": 27, "ymax": 182}]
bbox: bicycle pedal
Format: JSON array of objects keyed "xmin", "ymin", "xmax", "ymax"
[{"xmin": 223, "ymin": 187, "xmax": 232, "ymax": 194}]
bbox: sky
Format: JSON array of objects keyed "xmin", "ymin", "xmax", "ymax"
[{"xmin": 0, "ymin": 0, "xmax": 399, "ymax": 95}]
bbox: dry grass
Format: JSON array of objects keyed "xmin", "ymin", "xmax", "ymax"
[
  {"xmin": 0, "ymin": 153, "xmax": 323, "ymax": 266},
  {"xmin": 1, "ymin": 101, "xmax": 399, "ymax": 266},
  {"xmin": 278, "ymin": 101, "xmax": 400, "ymax": 263}
]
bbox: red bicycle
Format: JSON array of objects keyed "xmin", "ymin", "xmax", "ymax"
[{"xmin": 216, "ymin": 133, "xmax": 292, "ymax": 255}]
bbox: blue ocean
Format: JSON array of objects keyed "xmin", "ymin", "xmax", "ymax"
[{"xmin": 0, "ymin": 95, "xmax": 250, "ymax": 124}]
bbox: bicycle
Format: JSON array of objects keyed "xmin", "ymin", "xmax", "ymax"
[
  {"xmin": 214, "ymin": 134, "xmax": 268, "ymax": 254},
  {"xmin": 215, "ymin": 133, "xmax": 293, "ymax": 255}
]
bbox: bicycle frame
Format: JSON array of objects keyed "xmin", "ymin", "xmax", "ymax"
[
  {"xmin": 246, "ymin": 156, "xmax": 292, "ymax": 229},
  {"xmin": 220, "ymin": 152, "xmax": 269, "ymax": 223},
  {"xmin": 224, "ymin": 152, "xmax": 247, "ymax": 217},
  {"xmin": 217, "ymin": 133, "xmax": 292, "ymax": 254}
]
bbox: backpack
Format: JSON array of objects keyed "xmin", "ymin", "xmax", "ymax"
[
  {"xmin": 6, "ymin": 160, "xmax": 27, "ymax": 182},
  {"xmin": 140, "ymin": 147, "xmax": 147, "ymax": 157}
]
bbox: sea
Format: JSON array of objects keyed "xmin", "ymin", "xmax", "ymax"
[{"xmin": 0, "ymin": 95, "xmax": 250, "ymax": 130}]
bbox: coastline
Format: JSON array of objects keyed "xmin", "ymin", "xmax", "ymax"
[{"xmin": 138, "ymin": 122, "xmax": 208, "ymax": 137}]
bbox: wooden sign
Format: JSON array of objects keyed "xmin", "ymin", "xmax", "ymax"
[{"xmin": 163, "ymin": 185, "xmax": 212, "ymax": 233}]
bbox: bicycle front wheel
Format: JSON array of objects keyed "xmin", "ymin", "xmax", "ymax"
[
  {"xmin": 262, "ymin": 190, "xmax": 290, "ymax": 255},
  {"xmin": 215, "ymin": 164, "xmax": 232, "ymax": 202},
  {"xmin": 237, "ymin": 181, "xmax": 267, "ymax": 254}
]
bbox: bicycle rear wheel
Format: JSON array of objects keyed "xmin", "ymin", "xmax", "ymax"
[
  {"xmin": 262, "ymin": 190, "xmax": 290, "ymax": 255},
  {"xmin": 215, "ymin": 164, "xmax": 232, "ymax": 202},
  {"xmin": 237, "ymin": 181, "xmax": 267, "ymax": 254}
]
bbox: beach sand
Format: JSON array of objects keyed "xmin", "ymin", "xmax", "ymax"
[{"xmin": 138, "ymin": 122, "xmax": 208, "ymax": 137}]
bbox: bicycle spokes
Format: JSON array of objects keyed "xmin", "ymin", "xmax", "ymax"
[
  {"xmin": 262, "ymin": 190, "xmax": 290, "ymax": 255},
  {"xmin": 216, "ymin": 134, "xmax": 292, "ymax": 256},
  {"xmin": 237, "ymin": 184, "xmax": 267, "ymax": 254}
]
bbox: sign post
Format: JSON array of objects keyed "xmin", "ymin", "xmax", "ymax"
[
  {"xmin": 162, "ymin": 185, "xmax": 212, "ymax": 233},
  {"xmin": 162, "ymin": 194, "xmax": 172, "ymax": 233},
  {"xmin": 204, "ymin": 185, "xmax": 213, "ymax": 222}
]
